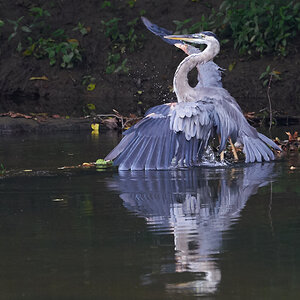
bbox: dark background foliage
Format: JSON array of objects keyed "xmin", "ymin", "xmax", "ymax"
[{"xmin": 0, "ymin": 0, "xmax": 299, "ymax": 117}]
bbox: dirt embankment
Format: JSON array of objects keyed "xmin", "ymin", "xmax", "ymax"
[{"xmin": 0, "ymin": 0, "xmax": 299, "ymax": 119}]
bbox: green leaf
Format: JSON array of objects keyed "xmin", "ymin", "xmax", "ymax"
[
  {"xmin": 52, "ymin": 29, "xmax": 65, "ymax": 38},
  {"xmin": 63, "ymin": 52, "xmax": 74, "ymax": 64},
  {"xmin": 16, "ymin": 42, "xmax": 22, "ymax": 53},
  {"xmin": 95, "ymin": 159, "xmax": 113, "ymax": 168},
  {"xmin": 8, "ymin": 32, "xmax": 17, "ymax": 41},
  {"xmin": 106, "ymin": 64, "xmax": 115, "ymax": 74},
  {"xmin": 21, "ymin": 26, "xmax": 31, "ymax": 33},
  {"xmin": 101, "ymin": 1, "xmax": 111, "ymax": 8}
]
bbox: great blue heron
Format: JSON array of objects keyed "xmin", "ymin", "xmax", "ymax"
[{"xmin": 105, "ymin": 19, "xmax": 281, "ymax": 170}]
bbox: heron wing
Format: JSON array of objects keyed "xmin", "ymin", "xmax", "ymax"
[
  {"xmin": 105, "ymin": 102, "xmax": 215, "ymax": 170},
  {"xmin": 141, "ymin": 16, "xmax": 183, "ymax": 46},
  {"xmin": 202, "ymin": 88, "xmax": 281, "ymax": 161}
]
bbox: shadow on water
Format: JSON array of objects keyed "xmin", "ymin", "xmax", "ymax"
[{"xmin": 106, "ymin": 164, "xmax": 278, "ymax": 297}]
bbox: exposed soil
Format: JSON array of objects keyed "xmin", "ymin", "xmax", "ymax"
[{"xmin": 0, "ymin": 0, "xmax": 300, "ymax": 119}]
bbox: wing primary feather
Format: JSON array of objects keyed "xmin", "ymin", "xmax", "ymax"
[
  {"xmin": 130, "ymin": 138, "xmax": 152, "ymax": 170},
  {"xmin": 117, "ymin": 137, "xmax": 146, "ymax": 170},
  {"xmin": 145, "ymin": 137, "xmax": 160, "ymax": 170},
  {"xmin": 105, "ymin": 132, "xmax": 135, "ymax": 161},
  {"xmin": 258, "ymin": 133, "xmax": 281, "ymax": 151}
]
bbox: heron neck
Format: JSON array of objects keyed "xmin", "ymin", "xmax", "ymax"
[{"xmin": 174, "ymin": 43, "xmax": 219, "ymax": 103}]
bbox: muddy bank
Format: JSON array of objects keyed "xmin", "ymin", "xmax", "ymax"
[
  {"xmin": 0, "ymin": 0, "xmax": 299, "ymax": 118},
  {"xmin": 0, "ymin": 116, "xmax": 93, "ymax": 134}
]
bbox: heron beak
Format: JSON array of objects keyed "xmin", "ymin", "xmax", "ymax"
[{"xmin": 164, "ymin": 34, "xmax": 198, "ymax": 43}]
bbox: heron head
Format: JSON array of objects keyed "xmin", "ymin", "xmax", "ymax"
[{"xmin": 164, "ymin": 31, "xmax": 219, "ymax": 45}]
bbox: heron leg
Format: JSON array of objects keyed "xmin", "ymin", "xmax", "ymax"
[
  {"xmin": 220, "ymin": 150, "xmax": 224, "ymax": 161},
  {"xmin": 229, "ymin": 138, "xmax": 239, "ymax": 161},
  {"xmin": 218, "ymin": 135, "xmax": 225, "ymax": 161}
]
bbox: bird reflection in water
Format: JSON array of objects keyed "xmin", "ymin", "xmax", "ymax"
[{"xmin": 107, "ymin": 163, "xmax": 276, "ymax": 296}]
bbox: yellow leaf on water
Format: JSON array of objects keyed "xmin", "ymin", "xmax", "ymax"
[
  {"xmin": 29, "ymin": 76, "xmax": 49, "ymax": 81},
  {"xmin": 91, "ymin": 123, "xmax": 99, "ymax": 132}
]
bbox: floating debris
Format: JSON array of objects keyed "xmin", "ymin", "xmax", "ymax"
[
  {"xmin": 91, "ymin": 109, "xmax": 141, "ymax": 131},
  {"xmin": 95, "ymin": 159, "xmax": 113, "ymax": 168},
  {"xmin": 275, "ymin": 131, "xmax": 299, "ymax": 152}
]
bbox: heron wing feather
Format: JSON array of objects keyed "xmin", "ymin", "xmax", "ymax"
[{"xmin": 107, "ymin": 102, "xmax": 217, "ymax": 170}]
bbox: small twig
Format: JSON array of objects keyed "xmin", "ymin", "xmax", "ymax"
[
  {"xmin": 267, "ymin": 73, "xmax": 273, "ymax": 132},
  {"xmin": 95, "ymin": 112, "xmax": 141, "ymax": 130}
]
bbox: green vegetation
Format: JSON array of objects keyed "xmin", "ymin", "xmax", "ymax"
[
  {"xmin": 82, "ymin": 75, "xmax": 96, "ymax": 91},
  {"xmin": 173, "ymin": 15, "xmax": 215, "ymax": 35},
  {"xmin": 259, "ymin": 65, "xmax": 281, "ymax": 87},
  {"xmin": 174, "ymin": 0, "xmax": 300, "ymax": 56},
  {"xmin": 95, "ymin": 159, "xmax": 113, "ymax": 169},
  {"xmin": 24, "ymin": 37, "xmax": 82, "ymax": 68},
  {"xmin": 100, "ymin": 1, "xmax": 112, "ymax": 9},
  {"xmin": 7, "ymin": 16, "xmax": 24, "ymax": 41},
  {"xmin": 218, "ymin": 0, "xmax": 300, "ymax": 55},
  {"xmin": 0, "ymin": 163, "xmax": 6, "ymax": 176},
  {"xmin": 101, "ymin": 17, "xmax": 143, "ymax": 73},
  {"xmin": 4, "ymin": 6, "xmax": 84, "ymax": 68},
  {"xmin": 73, "ymin": 22, "xmax": 88, "ymax": 36},
  {"xmin": 127, "ymin": 0, "xmax": 136, "ymax": 8}
]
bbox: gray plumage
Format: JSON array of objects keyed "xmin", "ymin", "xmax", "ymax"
[{"xmin": 105, "ymin": 18, "xmax": 281, "ymax": 170}]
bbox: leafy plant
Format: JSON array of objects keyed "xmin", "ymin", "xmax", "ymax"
[
  {"xmin": 113, "ymin": 58, "xmax": 129, "ymax": 73},
  {"xmin": 259, "ymin": 65, "xmax": 281, "ymax": 86},
  {"xmin": 0, "ymin": 163, "xmax": 6, "ymax": 176},
  {"xmin": 102, "ymin": 17, "xmax": 143, "ymax": 73},
  {"xmin": 82, "ymin": 75, "xmax": 96, "ymax": 91},
  {"xmin": 4, "ymin": 6, "xmax": 83, "ymax": 68},
  {"xmin": 101, "ymin": 1, "xmax": 112, "ymax": 9},
  {"xmin": 172, "ymin": 1, "xmax": 300, "ymax": 55},
  {"xmin": 258, "ymin": 65, "xmax": 281, "ymax": 130},
  {"xmin": 106, "ymin": 52, "xmax": 120, "ymax": 73},
  {"xmin": 73, "ymin": 22, "xmax": 88, "ymax": 36},
  {"xmin": 29, "ymin": 7, "xmax": 51, "ymax": 20},
  {"xmin": 23, "ymin": 7, "xmax": 51, "ymax": 33},
  {"xmin": 24, "ymin": 37, "xmax": 82, "ymax": 68},
  {"xmin": 102, "ymin": 18, "xmax": 121, "ymax": 41},
  {"xmin": 173, "ymin": 18, "xmax": 192, "ymax": 34},
  {"xmin": 217, "ymin": 0, "xmax": 300, "ymax": 55},
  {"xmin": 128, "ymin": 0, "xmax": 136, "ymax": 8},
  {"xmin": 7, "ymin": 16, "xmax": 24, "ymax": 41}
]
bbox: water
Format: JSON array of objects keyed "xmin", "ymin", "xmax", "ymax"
[{"xmin": 0, "ymin": 130, "xmax": 300, "ymax": 299}]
